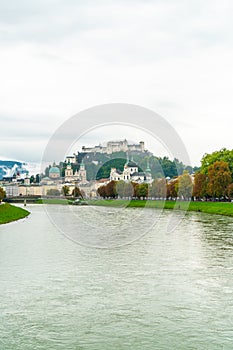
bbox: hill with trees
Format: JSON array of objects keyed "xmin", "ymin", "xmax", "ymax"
[{"xmin": 55, "ymin": 151, "xmax": 198, "ymax": 181}]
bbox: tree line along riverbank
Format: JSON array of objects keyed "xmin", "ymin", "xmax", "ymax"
[
  {"xmin": 11, "ymin": 197, "xmax": 233, "ymax": 220},
  {"xmin": 8, "ymin": 197, "xmax": 233, "ymax": 218},
  {"xmin": 0, "ymin": 203, "xmax": 30, "ymax": 224},
  {"xmin": 88, "ymin": 199, "xmax": 233, "ymax": 217}
]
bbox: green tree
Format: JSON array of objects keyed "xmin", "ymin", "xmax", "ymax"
[
  {"xmin": 184, "ymin": 165, "xmax": 193, "ymax": 174},
  {"xmin": 174, "ymin": 158, "xmax": 186, "ymax": 175},
  {"xmin": 207, "ymin": 161, "xmax": 232, "ymax": 198},
  {"xmin": 116, "ymin": 181, "xmax": 133, "ymax": 198},
  {"xmin": 178, "ymin": 171, "xmax": 193, "ymax": 200},
  {"xmin": 96, "ymin": 158, "xmax": 127, "ymax": 180},
  {"xmin": 157, "ymin": 178, "xmax": 167, "ymax": 198},
  {"xmin": 124, "ymin": 182, "xmax": 134, "ymax": 198},
  {"xmin": 160, "ymin": 157, "xmax": 177, "ymax": 177},
  {"xmin": 135, "ymin": 183, "xmax": 148, "ymax": 199},
  {"xmin": 201, "ymin": 148, "xmax": 233, "ymax": 178},
  {"xmin": 149, "ymin": 179, "xmax": 159, "ymax": 198},
  {"xmin": 115, "ymin": 180, "xmax": 125, "ymax": 198},
  {"xmin": 131, "ymin": 182, "xmax": 138, "ymax": 198},
  {"xmin": 35, "ymin": 174, "xmax": 40, "ymax": 183},
  {"xmin": 0, "ymin": 187, "xmax": 6, "ymax": 202},
  {"xmin": 45, "ymin": 166, "xmax": 51, "ymax": 177}
]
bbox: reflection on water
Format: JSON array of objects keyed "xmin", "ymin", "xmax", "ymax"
[{"xmin": 0, "ymin": 205, "xmax": 233, "ymax": 350}]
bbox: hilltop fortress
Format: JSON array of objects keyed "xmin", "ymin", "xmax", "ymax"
[{"xmin": 81, "ymin": 139, "xmax": 145, "ymax": 154}]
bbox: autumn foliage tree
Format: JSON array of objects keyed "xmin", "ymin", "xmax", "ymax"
[
  {"xmin": 227, "ymin": 183, "xmax": 233, "ymax": 200},
  {"xmin": 166, "ymin": 179, "xmax": 178, "ymax": 199},
  {"xmin": 116, "ymin": 181, "xmax": 134, "ymax": 198},
  {"xmin": 0, "ymin": 187, "xmax": 6, "ymax": 202},
  {"xmin": 201, "ymin": 148, "xmax": 233, "ymax": 177},
  {"xmin": 193, "ymin": 172, "xmax": 208, "ymax": 199},
  {"xmin": 195, "ymin": 149, "xmax": 233, "ymax": 200},
  {"xmin": 97, "ymin": 181, "xmax": 117, "ymax": 198},
  {"xmin": 62, "ymin": 185, "xmax": 70, "ymax": 196},
  {"xmin": 158, "ymin": 178, "xmax": 167, "ymax": 198},
  {"xmin": 105, "ymin": 180, "xmax": 117, "ymax": 198},
  {"xmin": 178, "ymin": 171, "xmax": 193, "ymax": 200},
  {"xmin": 97, "ymin": 185, "xmax": 106, "ymax": 198},
  {"xmin": 207, "ymin": 161, "xmax": 232, "ymax": 199},
  {"xmin": 72, "ymin": 186, "xmax": 83, "ymax": 198},
  {"xmin": 149, "ymin": 178, "xmax": 167, "ymax": 198}
]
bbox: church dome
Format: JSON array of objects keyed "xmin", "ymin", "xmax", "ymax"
[
  {"xmin": 127, "ymin": 160, "xmax": 137, "ymax": 167},
  {"xmin": 49, "ymin": 166, "xmax": 60, "ymax": 178},
  {"xmin": 49, "ymin": 166, "xmax": 60, "ymax": 174}
]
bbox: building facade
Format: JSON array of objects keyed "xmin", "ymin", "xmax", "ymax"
[
  {"xmin": 82, "ymin": 140, "xmax": 145, "ymax": 154},
  {"xmin": 64, "ymin": 160, "xmax": 87, "ymax": 184},
  {"xmin": 110, "ymin": 159, "xmax": 152, "ymax": 184}
]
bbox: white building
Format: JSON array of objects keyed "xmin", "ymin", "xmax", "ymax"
[
  {"xmin": 3, "ymin": 183, "xmax": 19, "ymax": 197},
  {"xmin": 49, "ymin": 164, "xmax": 61, "ymax": 179},
  {"xmin": 65, "ymin": 155, "xmax": 76, "ymax": 164},
  {"xmin": 64, "ymin": 160, "xmax": 88, "ymax": 184},
  {"xmin": 82, "ymin": 139, "xmax": 145, "ymax": 154},
  {"xmin": 110, "ymin": 159, "xmax": 152, "ymax": 184}
]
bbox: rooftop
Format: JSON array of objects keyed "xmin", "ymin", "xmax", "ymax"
[{"xmin": 49, "ymin": 166, "xmax": 60, "ymax": 174}]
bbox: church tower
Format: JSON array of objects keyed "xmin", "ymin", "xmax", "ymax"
[
  {"xmin": 64, "ymin": 162, "xmax": 74, "ymax": 182},
  {"xmin": 65, "ymin": 162, "xmax": 73, "ymax": 177},
  {"xmin": 24, "ymin": 171, "xmax": 30, "ymax": 186},
  {"xmin": 145, "ymin": 159, "xmax": 152, "ymax": 183},
  {"xmin": 79, "ymin": 160, "xmax": 87, "ymax": 184}
]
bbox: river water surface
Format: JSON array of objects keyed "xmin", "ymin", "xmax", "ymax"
[{"xmin": 0, "ymin": 204, "xmax": 233, "ymax": 349}]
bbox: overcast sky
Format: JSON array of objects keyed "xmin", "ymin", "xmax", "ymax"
[{"xmin": 1, "ymin": 0, "xmax": 233, "ymax": 166}]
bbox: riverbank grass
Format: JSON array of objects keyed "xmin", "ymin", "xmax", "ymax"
[
  {"xmin": 0, "ymin": 203, "xmax": 30, "ymax": 224},
  {"xmin": 35, "ymin": 198, "xmax": 70, "ymax": 204},
  {"xmin": 88, "ymin": 199, "xmax": 233, "ymax": 217}
]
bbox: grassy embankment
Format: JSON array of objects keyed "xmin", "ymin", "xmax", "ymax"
[
  {"xmin": 33, "ymin": 198, "xmax": 233, "ymax": 217},
  {"xmin": 0, "ymin": 203, "xmax": 30, "ymax": 224},
  {"xmin": 35, "ymin": 198, "xmax": 70, "ymax": 205},
  {"xmin": 88, "ymin": 199, "xmax": 233, "ymax": 217}
]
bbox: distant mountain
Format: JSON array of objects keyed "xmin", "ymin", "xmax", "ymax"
[{"xmin": 0, "ymin": 160, "xmax": 28, "ymax": 180}]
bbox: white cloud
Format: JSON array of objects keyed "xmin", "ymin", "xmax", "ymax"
[{"xmin": 1, "ymin": 0, "xmax": 233, "ymax": 165}]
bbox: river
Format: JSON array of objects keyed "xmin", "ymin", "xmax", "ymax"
[{"xmin": 0, "ymin": 204, "xmax": 233, "ymax": 349}]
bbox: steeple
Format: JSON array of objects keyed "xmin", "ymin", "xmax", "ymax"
[
  {"xmin": 79, "ymin": 159, "xmax": 87, "ymax": 184},
  {"xmin": 66, "ymin": 161, "xmax": 72, "ymax": 170},
  {"xmin": 126, "ymin": 153, "xmax": 129, "ymax": 166},
  {"xmin": 80, "ymin": 159, "xmax": 85, "ymax": 170},
  {"xmin": 145, "ymin": 158, "xmax": 151, "ymax": 173}
]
